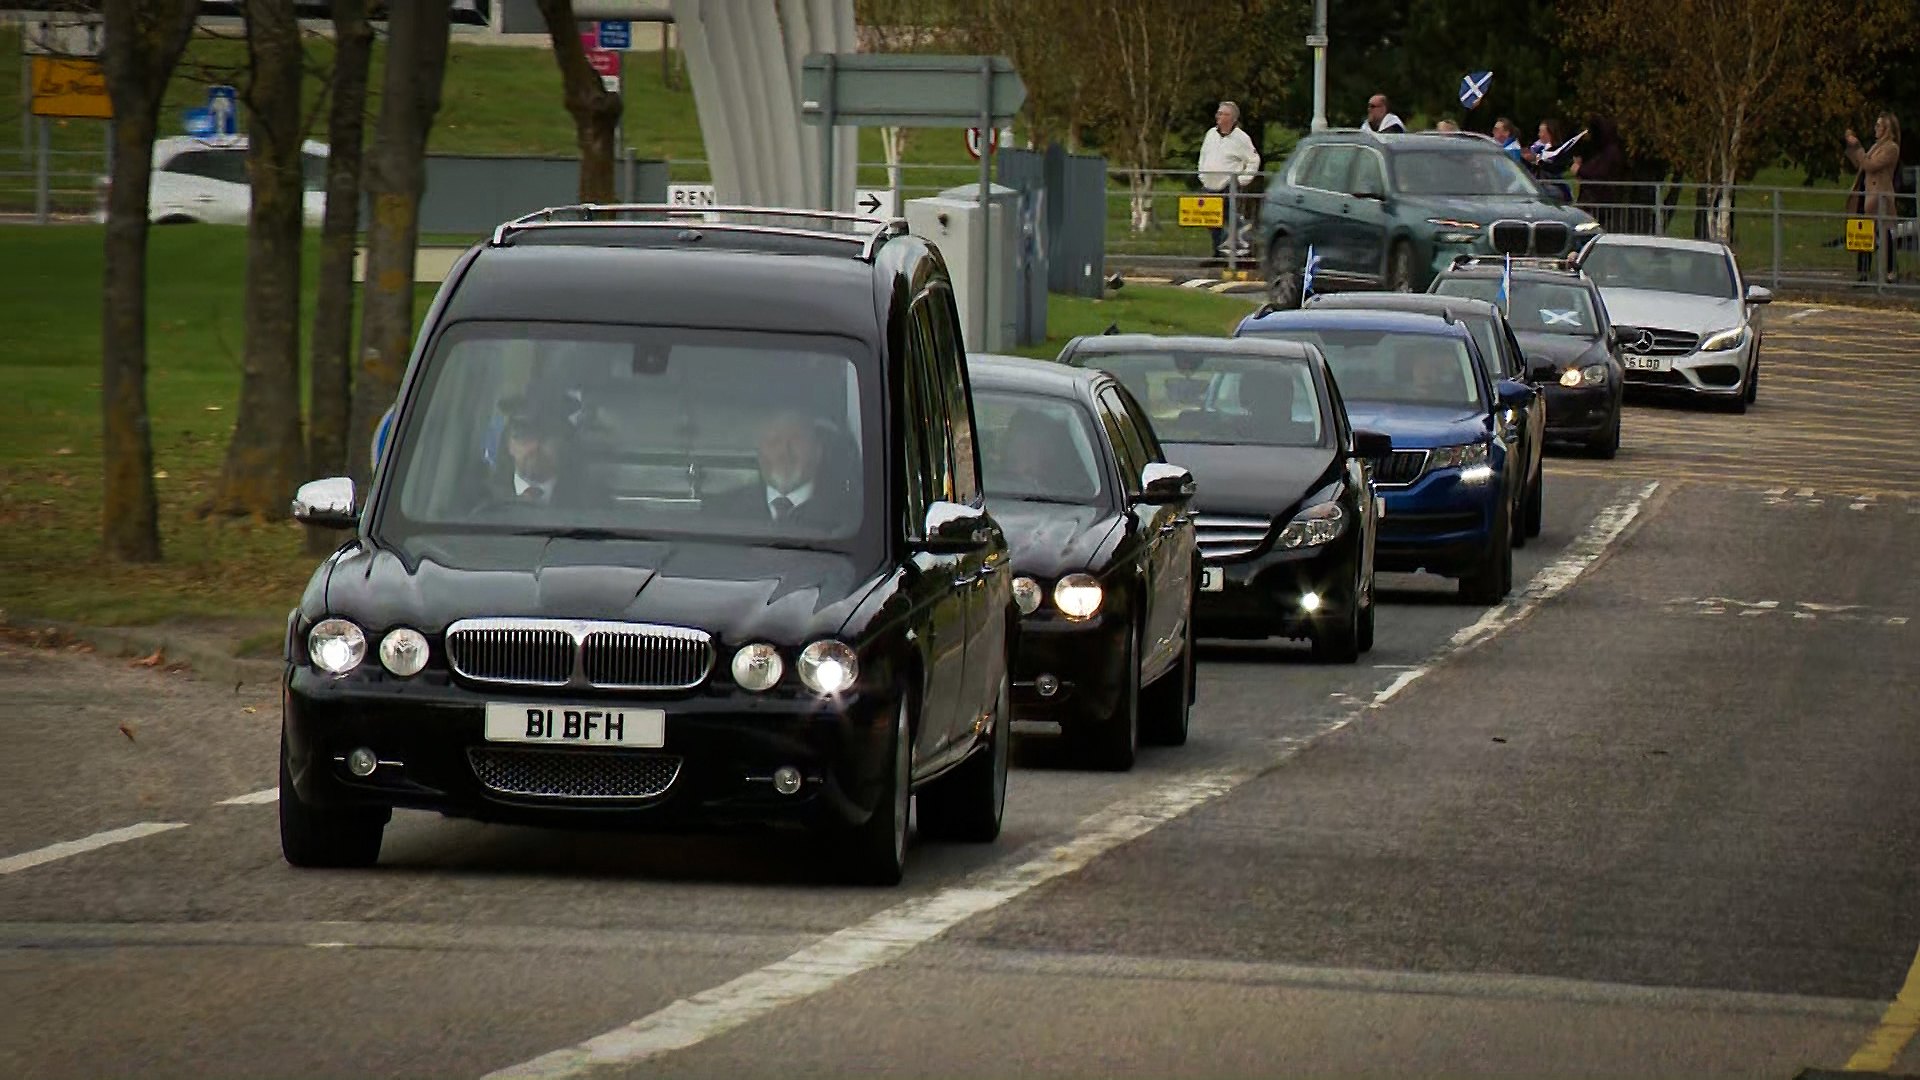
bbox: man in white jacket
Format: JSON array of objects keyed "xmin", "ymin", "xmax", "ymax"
[{"xmin": 1198, "ymin": 101, "xmax": 1261, "ymax": 257}]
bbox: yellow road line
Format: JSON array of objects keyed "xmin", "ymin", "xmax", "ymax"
[{"xmin": 1845, "ymin": 942, "xmax": 1920, "ymax": 1071}]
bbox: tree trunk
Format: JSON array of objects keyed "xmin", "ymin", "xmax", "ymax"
[
  {"xmin": 1127, "ymin": 166, "xmax": 1152, "ymax": 233},
  {"xmin": 535, "ymin": 0, "xmax": 622, "ymax": 203},
  {"xmin": 98, "ymin": 0, "xmax": 198, "ymax": 562},
  {"xmin": 307, "ymin": 0, "xmax": 372, "ymax": 482},
  {"xmin": 348, "ymin": 0, "xmax": 452, "ymax": 483},
  {"xmin": 212, "ymin": 0, "xmax": 308, "ymax": 520}
]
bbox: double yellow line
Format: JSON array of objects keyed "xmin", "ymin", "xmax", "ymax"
[{"xmin": 1847, "ymin": 943, "xmax": 1920, "ymax": 1071}]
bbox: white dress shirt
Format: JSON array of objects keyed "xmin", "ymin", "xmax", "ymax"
[
  {"xmin": 513, "ymin": 474, "xmax": 554, "ymax": 503},
  {"xmin": 766, "ymin": 481, "xmax": 815, "ymax": 520},
  {"xmin": 1198, "ymin": 126, "xmax": 1261, "ymax": 192}
]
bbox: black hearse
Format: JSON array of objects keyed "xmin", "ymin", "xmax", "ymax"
[{"xmin": 283, "ymin": 207, "xmax": 1013, "ymax": 885}]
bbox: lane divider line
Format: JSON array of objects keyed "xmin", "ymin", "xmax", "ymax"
[
  {"xmin": 484, "ymin": 479, "xmax": 1663, "ymax": 1080},
  {"xmin": 0, "ymin": 823, "xmax": 189, "ymax": 876},
  {"xmin": 1844, "ymin": 941, "xmax": 1920, "ymax": 1071},
  {"xmin": 216, "ymin": 787, "xmax": 279, "ymax": 806}
]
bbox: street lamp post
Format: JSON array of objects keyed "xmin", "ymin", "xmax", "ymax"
[{"xmin": 1308, "ymin": 0, "xmax": 1328, "ymax": 133}]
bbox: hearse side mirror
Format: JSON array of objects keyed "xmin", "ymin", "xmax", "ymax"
[
  {"xmin": 1135, "ymin": 462, "xmax": 1197, "ymax": 505},
  {"xmin": 1745, "ymin": 284, "xmax": 1773, "ymax": 305},
  {"xmin": 1352, "ymin": 430, "xmax": 1393, "ymax": 458},
  {"xmin": 916, "ymin": 501, "xmax": 994, "ymax": 554},
  {"xmin": 292, "ymin": 477, "xmax": 358, "ymax": 529}
]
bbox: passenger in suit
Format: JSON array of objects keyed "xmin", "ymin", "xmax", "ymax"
[{"xmin": 713, "ymin": 409, "xmax": 854, "ymax": 529}]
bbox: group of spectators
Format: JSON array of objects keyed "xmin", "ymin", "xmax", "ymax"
[{"xmin": 1197, "ymin": 89, "xmax": 1906, "ymax": 281}]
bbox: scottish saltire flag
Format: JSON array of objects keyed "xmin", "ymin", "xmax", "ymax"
[
  {"xmin": 1497, "ymin": 253, "xmax": 1512, "ymax": 313},
  {"xmin": 1460, "ymin": 71, "xmax": 1492, "ymax": 110},
  {"xmin": 1302, "ymin": 245, "xmax": 1321, "ymax": 298}
]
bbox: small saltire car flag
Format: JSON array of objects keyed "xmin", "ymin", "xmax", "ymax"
[
  {"xmin": 1302, "ymin": 245, "xmax": 1321, "ymax": 299},
  {"xmin": 1497, "ymin": 253, "xmax": 1512, "ymax": 313},
  {"xmin": 1460, "ymin": 71, "xmax": 1492, "ymax": 111}
]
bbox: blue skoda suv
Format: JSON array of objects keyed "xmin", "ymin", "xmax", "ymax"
[{"xmin": 1235, "ymin": 308, "xmax": 1522, "ymax": 604}]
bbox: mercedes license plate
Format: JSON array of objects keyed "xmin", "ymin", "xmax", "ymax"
[
  {"xmin": 484, "ymin": 703, "xmax": 666, "ymax": 747},
  {"xmin": 1623, "ymin": 355, "xmax": 1667, "ymax": 372}
]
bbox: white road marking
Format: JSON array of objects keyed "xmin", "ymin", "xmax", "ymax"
[
  {"xmin": 0, "ymin": 823, "xmax": 189, "ymax": 876},
  {"xmin": 216, "ymin": 787, "xmax": 279, "ymax": 806},
  {"xmin": 1786, "ymin": 307, "xmax": 1825, "ymax": 321},
  {"xmin": 484, "ymin": 480, "xmax": 1664, "ymax": 1080}
]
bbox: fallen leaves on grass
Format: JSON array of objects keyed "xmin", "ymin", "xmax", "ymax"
[
  {"xmin": 132, "ymin": 648, "xmax": 165, "ymax": 668},
  {"xmin": 118, "ymin": 723, "xmax": 137, "ymax": 742}
]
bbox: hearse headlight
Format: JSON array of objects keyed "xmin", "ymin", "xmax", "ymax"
[
  {"xmin": 1011, "ymin": 576, "xmax": 1043, "ymax": 615},
  {"xmin": 731, "ymin": 643, "xmax": 784, "ymax": 692},
  {"xmin": 798, "ymin": 640, "xmax": 859, "ymax": 695},
  {"xmin": 308, "ymin": 618, "xmax": 366, "ymax": 675},
  {"xmin": 1053, "ymin": 574, "xmax": 1104, "ymax": 620},
  {"xmin": 1277, "ymin": 501, "xmax": 1347, "ymax": 549},
  {"xmin": 378, "ymin": 627, "xmax": 429, "ymax": 677},
  {"xmin": 1699, "ymin": 326, "xmax": 1748, "ymax": 352}
]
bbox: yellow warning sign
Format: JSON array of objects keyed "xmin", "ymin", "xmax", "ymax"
[
  {"xmin": 1178, "ymin": 195, "xmax": 1224, "ymax": 228},
  {"xmin": 30, "ymin": 57, "xmax": 111, "ymax": 120},
  {"xmin": 1845, "ymin": 217, "xmax": 1877, "ymax": 253}
]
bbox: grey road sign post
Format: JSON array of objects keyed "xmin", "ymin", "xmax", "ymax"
[{"xmin": 801, "ymin": 54, "xmax": 1025, "ymax": 349}]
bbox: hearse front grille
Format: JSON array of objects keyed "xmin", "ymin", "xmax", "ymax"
[{"xmin": 445, "ymin": 619, "xmax": 713, "ymax": 690}]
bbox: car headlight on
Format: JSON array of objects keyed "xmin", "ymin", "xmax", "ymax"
[
  {"xmin": 1276, "ymin": 501, "xmax": 1347, "ymax": 549},
  {"xmin": 798, "ymin": 640, "xmax": 859, "ymax": 695},
  {"xmin": 1011, "ymin": 576, "xmax": 1043, "ymax": 615},
  {"xmin": 1699, "ymin": 325, "xmax": 1748, "ymax": 352},
  {"xmin": 1427, "ymin": 218, "xmax": 1483, "ymax": 245},
  {"xmin": 1053, "ymin": 574, "xmax": 1104, "ymax": 620},
  {"xmin": 378, "ymin": 627, "xmax": 429, "ymax": 677},
  {"xmin": 308, "ymin": 618, "xmax": 366, "ymax": 675},
  {"xmin": 1561, "ymin": 364, "xmax": 1608, "ymax": 388},
  {"xmin": 1427, "ymin": 442, "xmax": 1491, "ymax": 471},
  {"xmin": 731, "ymin": 643, "xmax": 783, "ymax": 692}
]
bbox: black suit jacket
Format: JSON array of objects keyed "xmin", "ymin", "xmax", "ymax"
[{"xmin": 708, "ymin": 481, "xmax": 844, "ymax": 529}]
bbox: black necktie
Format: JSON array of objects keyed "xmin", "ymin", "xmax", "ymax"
[{"xmin": 770, "ymin": 496, "xmax": 794, "ymax": 521}]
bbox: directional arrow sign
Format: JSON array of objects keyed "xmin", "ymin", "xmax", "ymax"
[{"xmin": 855, "ymin": 189, "xmax": 894, "ymax": 217}]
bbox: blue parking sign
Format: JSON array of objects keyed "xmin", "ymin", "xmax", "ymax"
[
  {"xmin": 597, "ymin": 20, "xmax": 630, "ymax": 49},
  {"xmin": 207, "ymin": 84, "xmax": 238, "ymax": 137}
]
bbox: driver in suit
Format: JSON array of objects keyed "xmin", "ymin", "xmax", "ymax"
[{"xmin": 489, "ymin": 389, "xmax": 591, "ymax": 509}]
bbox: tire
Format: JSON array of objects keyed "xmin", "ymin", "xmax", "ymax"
[
  {"xmin": 1745, "ymin": 351, "xmax": 1760, "ymax": 403},
  {"xmin": 1386, "ymin": 240, "xmax": 1417, "ymax": 291},
  {"xmin": 838, "ymin": 697, "xmax": 913, "ymax": 885},
  {"xmin": 1078, "ymin": 621, "xmax": 1140, "ymax": 771},
  {"xmin": 1141, "ymin": 607, "xmax": 1193, "ymax": 747},
  {"xmin": 1587, "ymin": 405, "xmax": 1621, "ymax": 459},
  {"xmin": 1357, "ymin": 566, "xmax": 1377, "ymax": 655},
  {"xmin": 1459, "ymin": 510, "xmax": 1513, "ymax": 605},
  {"xmin": 1510, "ymin": 480, "xmax": 1528, "ymax": 550},
  {"xmin": 1310, "ymin": 560, "xmax": 1365, "ymax": 664},
  {"xmin": 1523, "ymin": 470, "xmax": 1544, "ymax": 539},
  {"xmin": 1264, "ymin": 235, "xmax": 1303, "ymax": 308},
  {"xmin": 1725, "ymin": 392, "xmax": 1748, "ymax": 415},
  {"xmin": 278, "ymin": 730, "xmax": 387, "ymax": 869},
  {"xmin": 916, "ymin": 670, "xmax": 1009, "ymax": 843}
]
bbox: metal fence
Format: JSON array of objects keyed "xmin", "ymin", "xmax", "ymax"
[{"xmin": 1087, "ymin": 166, "xmax": 1920, "ymax": 297}]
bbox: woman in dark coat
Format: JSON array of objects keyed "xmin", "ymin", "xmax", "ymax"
[{"xmin": 1574, "ymin": 117, "xmax": 1628, "ymax": 232}]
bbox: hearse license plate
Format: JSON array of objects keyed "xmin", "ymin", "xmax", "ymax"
[
  {"xmin": 1200, "ymin": 567, "xmax": 1225, "ymax": 592},
  {"xmin": 1623, "ymin": 355, "xmax": 1667, "ymax": 372},
  {"xmin": 484, "ymin": 703, "xmax": 666, "ymax": 747}
]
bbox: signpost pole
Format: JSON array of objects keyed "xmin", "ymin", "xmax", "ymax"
[
  {"xmin": 975, "ymin": 56, "xmax": 992, "ymax": 350},
  {"xmin": 35, "ymin": 116, "xmax": 50, "ymax": 224},
  {"xmin": 19, "ymin": 56, "xmax": 30, "ymax": 155},
  {"xmin": 817, "ymin": 53, "xmax": 836, "ymax": 212}
]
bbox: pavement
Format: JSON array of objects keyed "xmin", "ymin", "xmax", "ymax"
[{"xmin": 1, "ymin": 302, "xmax": 1917, "ymax": 1078}]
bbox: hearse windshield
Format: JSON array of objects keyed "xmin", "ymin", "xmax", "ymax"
[{"xmin": 378, "ymin": 321, "xmax": 879, "ymax": 552}]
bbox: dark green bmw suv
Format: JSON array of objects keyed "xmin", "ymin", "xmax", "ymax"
[{"xmin": 1258, "ymin": 131, "xmax": 1599, "ymax": 307}]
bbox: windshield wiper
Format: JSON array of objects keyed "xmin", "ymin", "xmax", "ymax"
[{"xmin": 512, "ymin": 527, "xmax": 648, "ymax": 541}]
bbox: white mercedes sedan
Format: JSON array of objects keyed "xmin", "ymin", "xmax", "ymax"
[{"xmin": 1578, "ymin": 234, "xmax": 1771, "ymax": 413}]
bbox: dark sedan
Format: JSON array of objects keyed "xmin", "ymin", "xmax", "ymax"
[
  {"xmin": 1060, "ymin": 335, "xmax": 1384, "ymax": 663},
  {"xmin": 1429, "ymin": 258, "xmax": 1625, "ymax": 458},
  {"xmin": 1304, "ymin": 291, "xmax": 1547, "ymax": 542},
  {"xmin": 970, "ymin": 355, "xmax": 1198, "ymax": 771}
]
